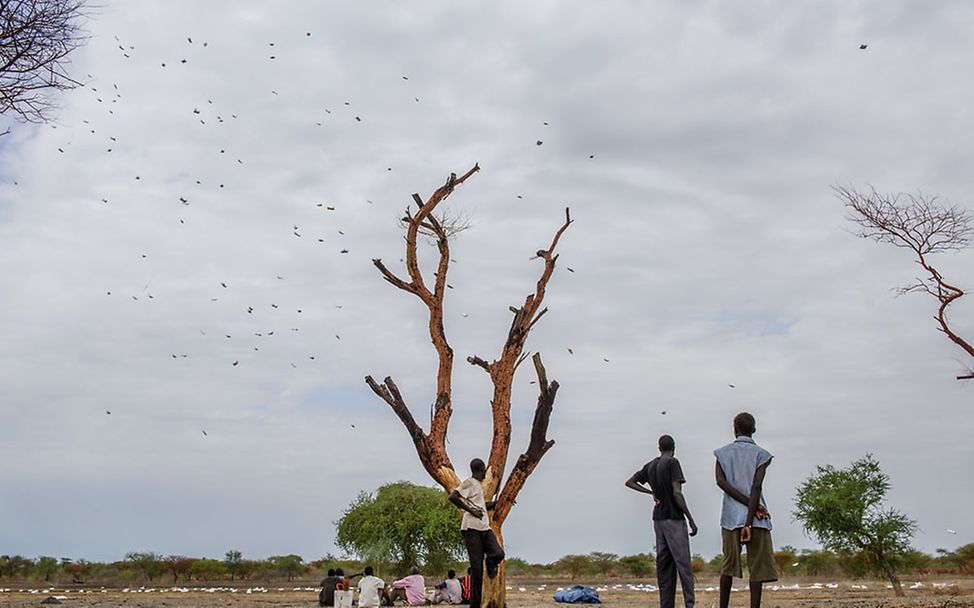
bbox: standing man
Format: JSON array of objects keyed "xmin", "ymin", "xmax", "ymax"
[
  {"xmin": 449, "ymin": 458, "xmax": 505, "ymax": 608},
  {"xmin": 625, "ymin": 434, "xmax": 697, "ymax": 608},
  {"xmin": 714, "ymin": 412, "xmax": 778, "ymax": 608}
]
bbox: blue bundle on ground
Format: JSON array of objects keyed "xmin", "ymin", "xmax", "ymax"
[{"xmin": 553, "ymin": 585, "xmax": 602, "ymax": 604}]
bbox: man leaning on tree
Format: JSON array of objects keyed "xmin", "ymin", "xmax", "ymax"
[{"xmin": 449, "ymin": 458, "xmax": 505, "ymax": 608}]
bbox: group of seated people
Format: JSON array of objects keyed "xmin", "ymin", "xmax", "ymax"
[{"xmin": 320, "ymin": 566, "xmax": 470, "ymax": 607}]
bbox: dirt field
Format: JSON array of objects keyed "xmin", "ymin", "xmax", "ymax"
[{"xmin": 1, "ymin": 578, "xmax": 971, "ymax": 608}]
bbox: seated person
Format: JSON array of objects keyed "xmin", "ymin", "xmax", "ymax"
[
  {"xmin": 457, "ymin": 568, "xmax": 471, "ymax": 604},
  {"xmin": 392, "ymin": 566, "xmax": 430, "ymax": 606},
  {"xmin": 358, "ymin": 566, "xmax": 388, "ymax": 608},
  {"xmin": 320, "ymin": 569, "xmax": 341, "ymax": 607},
  {"xmin": 431, "ymin": 570, "xmax": 462, "ymax": 604},
  {"xmin": 338, "ymin": 567, "xmax": 364, "ymax": 591}
]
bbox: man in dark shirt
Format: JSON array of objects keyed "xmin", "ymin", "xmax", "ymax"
[
  {"xmin": 626, "ymin": 434, "xmax": 698, "ymax": 608},
  {"xmin": 320, "ymin": 569, "xmax": 341, "ymax": 607}
]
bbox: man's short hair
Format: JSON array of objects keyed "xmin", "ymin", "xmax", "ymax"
[
  {"xmin": 364, "ymin": 566, "xmax": 374, "ymax": 576},
  {"xmin": 410, "ymin": 566, "xmax": 419, "ymax": 575},
  {"xmin": 448, "ymin": 569, "xmax": 456, "ymax": 578},
  {"xmin": 470, "ymin": 458, "xmax": 486, "ymax": 474},
  {"xmin": 658, "ymin": 434, "xmax": 675, "ymax": 452},
  {"xmin": 734, "ymin": 412, "xmax": 756, "ymax": 436},
  {"xmin": 336, "ymin": 568, "xmax": 345, "ymax": 576}
]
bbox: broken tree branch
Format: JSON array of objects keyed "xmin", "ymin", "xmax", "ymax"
[
  {"xmin": 365, "ymin": 375, "xmax": 430, "ymax": 459},
  {"xmin": 482, "ymin": 208, "xmax": 572, "ymax": 498},
  {"xmin": 371, "ymin": 258, "xmax": 418, "ymax": 294},
  {"xmin": 366, "ymin": 165, "xmax": 480, "ymax": 490},
  {"xmin": 467, "ymin": 355, "xmax": 490, "ymax": 372},
  {"xmin": 493, "ymin": 353, "xmax": 559, "ymax": 525}
]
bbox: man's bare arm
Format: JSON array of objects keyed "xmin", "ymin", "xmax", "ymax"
[
  {"xmin": 744, "ymin": 462, "xmax": 769, "ymax": 527},
  {"xmin": 671, "ymin": 480, "xmax": 698, "ymax": 536},
  {"xmin": 449, "ymin": 490, "xmax": 483, "ymax": 519},
  {"xmin": 716, "ymin": 461, "xmax": 769, "ymax": 520},
  {"xmin": 625, "ymin": 472, "xmax": 654, "ymax": 495}
]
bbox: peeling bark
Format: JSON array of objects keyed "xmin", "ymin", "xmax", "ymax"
[{"xmin": 365, "ymin": 168, "xmax": 571, "ymax": 607}]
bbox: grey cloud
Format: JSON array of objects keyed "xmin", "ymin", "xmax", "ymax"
[{"xmin": 0, "ymin": 0, "xmax": 971, "ymax": 564}]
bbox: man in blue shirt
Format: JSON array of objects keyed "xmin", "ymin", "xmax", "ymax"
[
  {"xmin": 626, "ymin": 434, "xmax": 697, "ymax": 608},
  {"xmin": 714, "ymin": 412, "xmax": 777, "ymax": 608}
]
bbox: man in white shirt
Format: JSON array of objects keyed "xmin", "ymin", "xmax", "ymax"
[
  {"xmin": 449, "ymin": 458, "xmax": 505, "ymax": 608},
  {"xmin": 431, "ymin": 569, "xmax": 462, "ymax": 604},
  {"xmin": 357, "ymin": 566, "xmax": 387, "ymax": 608}
]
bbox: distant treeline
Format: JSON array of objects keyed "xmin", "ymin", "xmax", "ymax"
[
  {"xmin": 511, "ymin": 544, "xmax": 974, "ymax": 581},
  {"xmin": 1, "ymin": 544, "xmax": 972, "ymax": 586}
]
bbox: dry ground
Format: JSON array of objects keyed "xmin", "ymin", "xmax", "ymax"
[{"xmin": 1, "ymin": 578, "xmax": 971, "ymax": 608}]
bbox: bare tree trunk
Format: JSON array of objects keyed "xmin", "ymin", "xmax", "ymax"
[
  {"xmin": 482, "ymin": 526, "xmax": 507, "ymax": 608},
  {"xmin": 366, "ymin": 168, "xmax": 572, "ymax": 608},
  {"xmin": 882, "ymin": 562, "xmax": 905, "ymax": 597}
]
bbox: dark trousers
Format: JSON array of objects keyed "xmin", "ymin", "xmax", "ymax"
[
  {"xmin": 462, "ymin": 528, "xmax": 505, "ymax": 608},
  {"xmin": 655, "ymin": 519, "xmax": 695, "ymax": 608}
]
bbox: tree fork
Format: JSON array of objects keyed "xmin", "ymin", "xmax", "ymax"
[
  {"xmin": 493, "ymin": 353, "xmax": 558, "ymax": 526},
  {"xmin": 482, "ymin": 208, "xmax": 572, "ymax": 498},
  {"xmin": 366, "ymin": 169, "xmax": 571, "ymax": 608}
]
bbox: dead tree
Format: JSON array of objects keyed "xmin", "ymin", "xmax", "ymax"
[
  {"xmin": 0, "ymin": 0, "xmax": 87, "ymax": 128},
  {"xmin": 366, "ymin": 164, "xmax": 571, "ymax": 608},
  {"xmin": 837, "ymin": 185, "xmax": 974, "ymax": 380}
]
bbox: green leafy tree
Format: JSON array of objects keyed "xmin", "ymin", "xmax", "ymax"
[
  {"xmin": 237, "ymin": 559, "xmax": 260, "ymax": 580},
  {"xmin": 837, "ymin": 551, "xmax": 870, "ymax": 578},
  {"xmin": 190, "ymin": 558, "xmax": 228, "ymax": 581},
  {"xmin": 793, "ymin": 454, "xmax": 917, "ymax": 596},
  {"xmin": 959, "ymin": 543, "xmax": 974, "ymax": 573},
  {"xmin": 34, "ymin": 556, "xmax": 59, "ymax": 582},
  {"xmin": 267, "ymin": 555, "xmax": 304, "ymax": 581},
  {"xmin": 62, "ymin": 559, "xmax": 91, "ymax": 583},
  {"xmin": 934, "ymin": 543, "xmax": 974, "ymax": 574},
  {"xmin": 618, "ymin": 553, "xmax": 655, "ymax": 578},
  {"xmin": 896, "ymin": 550, "xmax": 934, "ymax": 572},
  {"xmin": 588, "ymin": 552, "xmax": 618, "ymax": 577},
  {"xmin": 336, "ymin": 482, "xmax": 463, "ymax": 575},
  {"xmin": 940, "ymin": 543, "xmax": 974, "ymax": 574},
  {"xmin": 224, "ymin": 550, "xmax": 243, "ymax": 581},
  {"xmin": 773, "ymin": 546, "xmax": 798, "ymax": 577},
  {"xmin": 796, "ymin": 549, "xmax": 839, "ymax": 576},
  {"xmin": 124, "ymin": 551, "xmax": 165, "ymax": 582},
  {"xmin": 707, "ymin": 554, "xmax": 724, "ymax": 575},
  {"xmin": 165, "ymin": 555, "xmax": 196, "ymax": 583},
  {"xmin": 555, "ymin": 555, "xmax": 594, "ymax": 581},
  {"xmin": 0, "ymin": 555, "xmax": 34, "ymax": 579},
  {"xmin": 504, "ymin": 557, "xmax": 530, "ymax": 576}
]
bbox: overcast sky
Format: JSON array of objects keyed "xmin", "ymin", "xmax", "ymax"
[{"xmin": 1, "ymin": 1, "xmax": 971, "ymax": 566}]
